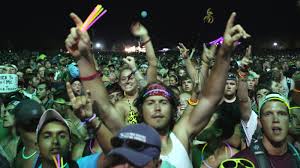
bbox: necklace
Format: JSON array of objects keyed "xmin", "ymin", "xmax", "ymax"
[
  {"xmin": 22, "ymin": 147, "xmax": 37, "ymax": 160},
  {"xmin": 126, "ymin": 98, "xmax": 138, "ymax": 124}
]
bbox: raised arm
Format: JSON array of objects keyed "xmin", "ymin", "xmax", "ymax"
[
  {"xmin": 237, "ymin": 45, "xmax": 253, "ymax": 121},
  {"xmin": 131, "ymin": 22, "xmax": 158, "ymax": 83},
  {"xmin": 177, "ymin": 43, "xmax": 198, "ymax": 81},
  {"xmin": 66, "ymin": 82, "xmax": 113, "ymax": 154},
  {"xmin": 174, "ymin": 12, "xmax": 251, "ymax": 148},
  {"xmin": 122, "ymin": 56, "xmax": 147, "ymax": 88},
  {"xmin": 65, "ymin": 13, "xmax": 124, "ymax": 133}
]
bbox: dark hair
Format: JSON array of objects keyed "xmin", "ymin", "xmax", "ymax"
[{"xmin": 134, "ymin": 82, "xmax": 179, "ymax": 129}]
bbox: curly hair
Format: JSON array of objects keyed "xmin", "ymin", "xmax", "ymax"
[{"xmin": 134, "ymin": 82, "xmax": 179, "ymax": 130}]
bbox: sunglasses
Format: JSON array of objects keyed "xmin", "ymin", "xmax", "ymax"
[
  {"xmin": 111, "ymin": 138, "xmax": 158, "ymax": 152},
  {"xmin": 220, "ymin": 158, "xmax": 255, "ymax": 168}
]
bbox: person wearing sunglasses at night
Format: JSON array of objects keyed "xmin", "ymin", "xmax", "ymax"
[{"xmin": 231, "ymin": 93, "xmax": 300, "ymax": 168}]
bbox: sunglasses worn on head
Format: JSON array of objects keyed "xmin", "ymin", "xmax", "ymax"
[
  {"xmin": 111, "ymin": 138, "xmax": 158, "ymax": 152},
  {"xmin": 220, "ymin": 158, "xmax": 255, "ymax": 168}
]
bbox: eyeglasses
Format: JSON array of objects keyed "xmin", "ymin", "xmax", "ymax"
[{"xmin": 219, "ymin": 158, "xmax": 255, "ymax": 168}]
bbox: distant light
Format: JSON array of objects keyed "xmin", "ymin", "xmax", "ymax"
[
  {"xmin": 273, "ymin": 42, "xmax": 278, "ymax": 46},
  {"xmin": 95, "ymin": 43, "xmax": 102, "ymax": 49},
  {"xmin": 159, "ymin": 48, "xmax": 170, "ymax": 52},
  {"xmin": 124, "ymin": 45, "xmax": 146, "ymax": 53}
]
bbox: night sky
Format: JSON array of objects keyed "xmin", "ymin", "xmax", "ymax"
[{"xmin": 0, "ymin": 0, "xmax": 298, "ymax": 50}]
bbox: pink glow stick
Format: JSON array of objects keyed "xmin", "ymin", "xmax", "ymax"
[
  {"xmin": 85, "ymin": 9, "xmax": 107, "ymax": 31},
  {"xmin": 81, "ymin": 5, "xmax": 102, "ymax": 31}
]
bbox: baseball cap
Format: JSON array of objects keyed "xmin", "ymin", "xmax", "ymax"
[
  {"xmin": 108, "ymin": 123, "xmax": 161, "ymax": 167},
  {"xmin": 258, "ymin": 93, "xmax": 290, "ymax": 116},
  {"xmin": 14, "ymin": 99, "xmax": 44, "ymax": 132},
  {"xmin": 227, "ymin": 73, "xmax": 237, "ymax": 81},
  {"xmin": 36, "ymin": 109, "xmax": 70, "ymax": 139}
]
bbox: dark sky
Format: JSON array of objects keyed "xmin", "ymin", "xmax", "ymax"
[{"xmin": 0, "ymin": 0, "xmax": 298, "ymax": 50}]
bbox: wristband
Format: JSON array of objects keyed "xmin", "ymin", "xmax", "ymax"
[
  {"xmin": 187, "ymin": 98, "xmax": 199, "ymax": 106},
  {"xmin": 141, "ymin": 38, "xmax": 151, "ymax": 47},
  {"xmin": 80, "ymin": 114, "xmax": 96, "ymax": 127},
  {"xmin": 80, "ymin": 71, "xmax": 102, "ymax": 81}
]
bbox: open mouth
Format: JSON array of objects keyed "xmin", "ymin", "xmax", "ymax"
[{"xmin": 272, "ymin": 127, "xmax": 282, "ymax": 134}]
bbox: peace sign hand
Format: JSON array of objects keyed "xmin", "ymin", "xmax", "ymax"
[{"xmin": 66, "ymin": 82, "xmax": 93, "ymax": 121}]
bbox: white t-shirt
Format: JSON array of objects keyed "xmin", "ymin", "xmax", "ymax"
[{"xmin": 241, "ymin": 110, "xmax": 258, "ymax": 146}]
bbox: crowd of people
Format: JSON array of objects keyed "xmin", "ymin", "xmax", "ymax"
[{"xmin": 0, "ymin": 11, "xmax": 300, "ymax": 168}]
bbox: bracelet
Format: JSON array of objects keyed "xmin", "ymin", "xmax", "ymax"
[
  {"xmin": 80, "ymin": 114, "xmax": 96, "ymax": 126},
  {"xmin": 187, "ymin": 98, "xmax": 199, "ymax": 106},
  {"xmin": 80, "ymin": 71, "xmax": 102, "ymax": 81},
  {"xmin": 141, "ymin": 38, "xmax": 151, "ymax": 47},
  {"xmin": 293, "ymin": 88, "xmax": 300, "ymax": 93}
]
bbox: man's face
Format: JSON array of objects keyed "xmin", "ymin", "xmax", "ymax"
[
  {"xmin": 260, "ymin": 101, "xmax": 289, "ymax": 144},
  {"xmin": 289, "ymin": 108, "xmax": 300, "ymax": 137},
  {"xmin": 256, "ymin": 89, "xmax": 270, "ymax": 105},
  {"xmin": 181, "ymin": 79, "xmax": 193, "ymax": 92},
  {"xmin": 38, "ymin": 121, "xmax": 70, "ymax": 162},
  {"xmin": 25, "ymin": 68, "xmax": 33, "ymax": 74},
  {"xmin": 224, "ymin": 80, "xmax": 237, "ymax": 96},
  {"xmin": 38, "ymin": 67, "xmax": 46, "ymax": 78},
  {"xmin": 247, "ymin": 78, "xmax": 255, "ymax": 91},
  {"xmin": 2, "ymin": 104, "xmax": 16, "ymax": 128},
  {"xmin": 178, "ymin": 93, "xmax": 191, "ymax": 117},
  {"xmin": 32, "ymin": 77, "xmax": 40, "ymax": 87},
  {"xmin": 178, "ymin": 69, "xmax": 186, "ymax": 77},
  {"xmin": 271, "ymin": 81, "xmax": 284, "ymax": 94},
  {"xmin": 169, "ymin": 76, "xmax": 177, "ymax": 86},
  {"xmin": 71, "ymin": 81, "xmax": 82, "ymax": 96},
  {"xmin": 45, "ymin": 61, "xmax": 52, "ymax": 69},
  {"xmin": 119, "ymin": 69, "xmax": 138, "ymax": 94},
  {"xmin": 108, "ymin": 91, "xmax": 123, "ymax": 104},
  {"xmin": 142, "ymin": 96, "xmax": 172, "ymax": 130},
  {"xmin": 16, "ymin": 72, "xmax": 24, "ymax": 80},
  {"xmin": 7, "ymin": 67, "xmax": 17, "ymax": 74},
  {"xmin": 37, "ymin": 83, "xmax": 47, "ymax": 99}
]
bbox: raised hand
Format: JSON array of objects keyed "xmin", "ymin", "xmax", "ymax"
[
  {"xmin": 177, "ymin": 43, "xmax": 189, "ymax": 59},
  {"xmin": 65, "ymin": 13, "xmax": 92, "ymax": 62},
  {"xmin": 240, "ymin": 45, "xmax": 253, "ymax": 69},
  {"xmin": 222, "ymin": 12, "xmax": 250, "ymax": 50},
  {"xmin": 130, "ymin": 22, "xmax": 149, "ymax": 38},
  {"xmin": 123, "ymin": 56, "xmax": 137, "ymax": 71},
  {"xmin": 202, "ymin": 43, "xmax": 217, "ymax": 64},
  {"xmin": 66, "ymin": 82, "xmax": 93, "ymax": 120}
]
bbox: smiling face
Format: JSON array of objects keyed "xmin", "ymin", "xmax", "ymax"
[
  {"xmin": 119, "ymin": 69, "xmax": 138, "ymax": 94},
  {"xmin": 38, "ymin": 121, "xmax": 70, "ymax": 162},
  {"xmin": 142, "ymin": 96, "xmax": 172, "ymax": 131},
  {"xmin": 260, "ymin": 101, "xmax": 289, "ymax": 144}
]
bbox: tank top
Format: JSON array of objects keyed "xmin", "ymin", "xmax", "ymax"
[{"xmin": 160, "ymin": 132, "xmax": 193, "ymax": 168}]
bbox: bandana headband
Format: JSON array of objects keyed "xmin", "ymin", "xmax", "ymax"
[{"xmin": 143, "ymin": 89, "xmax": 171, "ymax": 99}]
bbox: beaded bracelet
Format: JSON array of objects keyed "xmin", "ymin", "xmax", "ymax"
[{"xmin": 80, "ymin": 71, "xmax": 102, "ymax": 81}]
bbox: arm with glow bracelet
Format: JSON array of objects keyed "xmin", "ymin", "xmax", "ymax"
[
  {"xmin": 65, "ymin": 13, "xmax": 125, "ymax": 134},
  {"xmin": 173, "ymin": 12, "xmax": 251, "ymax": 151}
]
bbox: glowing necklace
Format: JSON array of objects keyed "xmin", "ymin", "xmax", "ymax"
[{"xmin": 22, "ymin": 147, "xmax": 37, "ymax": 160}]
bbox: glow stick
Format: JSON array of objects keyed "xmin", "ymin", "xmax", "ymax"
[
  {"xmin": 57, "ymin": 154, "xmax": 60, "ymax": 168},
  {"xmin": 52, "ymin": 155, "xmax": 59, "ymax": 168},
  {"xmin": 81, "ymin": 5, "xmax": 102, "ymax": 31},
  {"xmin": 61, "ymin": 157, "xmax": 64, "ymax": 168},
  {"xmin": 86, "ymin": 7, "xmax": 104, "ymax": 27},
  {"xmin": 85, "ymin": 9, "xmax": 107, "ymax": 31}
]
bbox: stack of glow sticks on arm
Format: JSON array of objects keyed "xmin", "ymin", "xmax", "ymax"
[
  {"xmin": 80, "ymin": 4, "xmax": 108, "ymax": 32},
  {"xmin": 52, "ymin": 154, "xmax": 67, "ymax": 168}
]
